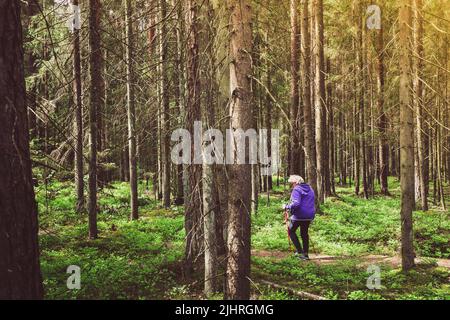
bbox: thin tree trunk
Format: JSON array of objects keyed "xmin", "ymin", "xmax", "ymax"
[
  {"xmin": 358, "ymin": 3, "xmax": 368, "ymax": 200},
  {"xmin": 437, "ymin": 110, "xmax": 446, "ymax": 210},
  {"xmin": 173, "ymin": 0, "xmax": 185, "ymax": 205},
  {"xmin": 126, "ymin": 0, "xmax": 139, "ymax": 219},
  {"xmin": 72, "ymin": 0, "xmax": 84, "ymax": 213},
  {"xmin": 88, "ymin": 0, "xmax": 102, "ymax": 239},
  {"xmin": 251, "ymin": 4, "xmax": 261, "ymax": 215},
  {"xmin": 184, "ymin": 0, "xmax": 203, "ymax": 276},
  {"xmin": 313, "ymin": 0, "xmax": 326, "ymax": 203},
  {"xmin": 300, "ymin": 0, "xmax": 318, "ymax": 206},
  {"xmin": 160, "ymin": 0, "xmax": 171, "ymax": 208},
  {"xmin": 399, "ymin": 0, "xmax": 415, "ymax": 271},
  {"xmin": 413, "ymin": 0, "xmax": 428, "ymax": 210},
  {"xmin": 202, "ymin": 0, "xmax": 219, "ymax": 296},
  {"xmin": 327, "ymin": 59, "xmax": 336, "ymax": 195},
  {"xmin": 376, "ymin": 4, "xmax": 389, "ymax": 195},
  {"xmin": 96, "ymin": 10, "xmax": 105, "ymax": 187},
  {"xmin": 352, "ymin": 2, "xmax": 360, "ymax": 196},
  {"xmin": 290, "ymin": 0, "xmax": 301, "ymax": 175},
  {"xmin": 264, "ymin": 27, "xmax": 273, "ymax": 193}
]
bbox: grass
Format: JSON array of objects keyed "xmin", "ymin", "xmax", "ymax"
[
  {"xmin": 254, "ymin": 177, "xmax": 449, "ymax": 258},
  {"xmin": 35, "ymin": 176, "xmax": 449, "ymax": 300},
  {"xmin": 252, "ymin": 253, "xmax": 449, "ymax": 300},
  {"xmin": 37, "ymin": 181, "xmax": 186, "ymax": 299}
]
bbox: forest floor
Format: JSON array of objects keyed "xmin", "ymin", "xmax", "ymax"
[
  {"xmin": 251, "ymin": 249, "xmax": 450, "ymax": 269},
  {"xmin": 36, "ymin": 177, "xmax": 450, "ymax": 300}
]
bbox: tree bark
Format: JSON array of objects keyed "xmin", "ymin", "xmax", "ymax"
[
  {"xmin": 357, "ymin": 2, "xmax": 368, "ymax": 199},
  {"xmin": 173, "ymin": 0, "xmax": 185, "ymax": 205},
  {"xmin": 313, "ymin": 0, "xmax": 326, "ymax": 203},
  {"xmin": 72, "ymin": 0, "xmax": 84, "ymax": 213},
  {"xmin": 88, "ymin": 0, "xmax": 102, "ymax": 239},
  {"xmin": 0, "ymin": 0, "xmax": 43, "ymax": 299},
  {"xmin": 251, "ymin": 10, "xmax": 260, "ymax": 215},
  {"xmin": 376, "ymin": 4, "xmax": 389, "ymax": 195},
  {"xmin": 226, "ymin": 0, "xmax": 253, "ymax": 300},
  {"xmin": 202, "ymin": 0, "xmax": 219, "ymax": 296},
  {"xmin": 326, "ymin": 59, "xmax": 335, "ymax": 195},
  {"xmin": 126, "ymin": 0, "xmax": 139, "ymax": 219},
  {"xmin": 352, "ymin": 2, "xmax": 360, "ymax": 196},
  {"xmin": 262, "ymin": 25, "xmax": 273, "ymax": 194},
  {"xmin": 412, "ymin": 0, "xmax": 428, "ymax": 210},
  {"xmin": 289, "ymin": 0, "xmax": 301, "ymax": 175},
  {"xmin": 399, "ymin": 0, "xmax": 415, "ymax": 271},
  {"xmin": 300, "ymin": 0, "xmax": 318, "ymax": 205},
  {"xmin": 184, "ymin": 0, "xmax": 203, "ymax": 276},
  {"xmin": 160, "ymin": 0, "xmax": 171, "ymax": 208}
]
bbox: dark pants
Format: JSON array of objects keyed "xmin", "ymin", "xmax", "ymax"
[{"xmin": 288, "ymin": 220, "xmax": 311, "ymax": 256}]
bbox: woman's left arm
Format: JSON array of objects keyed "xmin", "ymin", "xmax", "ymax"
[{"xmin": 286, "ymin": 189, "xmax": 302, "ymax": 210}]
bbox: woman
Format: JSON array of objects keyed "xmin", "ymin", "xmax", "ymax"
[{"xmin": 282, "ymin": 175, "xmax": 316, "ymax": 260}]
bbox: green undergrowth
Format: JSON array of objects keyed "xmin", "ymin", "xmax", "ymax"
[
  {"xmin": 37, "ymin": 181, "xmax": 185, "ymax": 299},
  {"xmin": 36, "ymin": 177, "xmax": 449, "ymax": 300},
  {"xmin": 253, "ymin": 255, "xmax": 449, "ymax": 300},
  {"xmin": 253, "ymin": 177, "xmax": 449, "ymax": 258}
]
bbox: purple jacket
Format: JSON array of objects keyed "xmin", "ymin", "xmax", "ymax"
[{"xmin": 286, "ymin": 183, "xmax": 316, "ymax": 221}]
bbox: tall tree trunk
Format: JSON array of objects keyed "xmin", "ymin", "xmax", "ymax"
[
  {"xmin": 445, "ymin": 36, "xmax": 449, "ymax": 185},
  {"xmin": 203, "ymin": 0, "xmax": 218, "ymax": 296},
  {"xmin": 0, "ymin": 0, "xmax": 44, "ymax": 299},
  {"xmin": 265, "ymin": 60, "xmax": 273, "ymax": 192},
  {"xmin": 96, "ymin": 7, "xmax": 105, "ymax": 187},
  {"xmin": 326, "ymin": 58, "xmax": 335, "ymax": 195},
  {"xmin": 399, "ymin": 0, "xmax": 415, "ymax": 271},
  {"xmin": 437, "ymin": 107, "xmax": 446, "ymax": 210},
  {"xmin": 184, "ymin": 0, "xmax": 203, "ymax": 276},
  {"xmin": 413, "ymin": 0, "xmax": 428, "ymax": 210},
  {"xmin": 160, "ymin": 0, "xmax": 171, "ymax": 208},
  {"xmin": 376, "ymin": 3, "xmax": 389, "ymax": 195},
  {"xmin": 357, "ymin": 2, "xmax": 368, "ymax": 199},
  {"xmin": 251, "ymin": 11, "xmax": 261, "ymax": 215},
  {"xmin": 338, "ymin": 81, "xmax": 345, "ymax": 186},
  {"xmin": 352, "ymin": 2, "xmax": 360, "ymax": 196},
  {"xmin": 88, "ymin": 0, "xmax": 102, "ymax": 239},
  {"xmin": 72, "ymin": 0, "xmax": 84, "ymax": 212},
  {"xmin": 126, "ymin": 0, "xmax": 139, "ymax": 219},
  {"xmin": 300, "ymin": 0, "xmax": 318, "ymax": 205},
  {"xmin": 289, "ymin": 0, "xmax": 301, "ymax": 175},
  {"xmin": 436, "ymin": 41, "xmax": 447, "ymax": 210},
  {"xmin": 313, "ymin": 0, "xmax": 326, "ymax": 203},
  {"xmin": 226, "ymin": 0, "xmax": 252, "ymax": 300},
  {"xmin": 173, "ymin": 0, "xmax": 185, "ymax": 205},
  {"xmin": 263, "ymin": 24, "xmax": 273, "ymax": 194}
]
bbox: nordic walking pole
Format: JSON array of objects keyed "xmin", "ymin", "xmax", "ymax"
[
  {"xmin": 309, "ymin": 222, "xmax": 317, "ymax": 255},
  {"xmin": 284, "ymin": 209, "xmax": 292, "ymax": 250}
]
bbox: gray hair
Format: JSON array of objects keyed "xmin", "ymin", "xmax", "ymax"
[{"xmin": 288, "ymin": 175, "xmax": 304, "ymax": 184}]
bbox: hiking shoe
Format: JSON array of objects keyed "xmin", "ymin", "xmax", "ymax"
[{"xmin": 294, "ymin": 253, "xmax": 310, "ymax": 261}]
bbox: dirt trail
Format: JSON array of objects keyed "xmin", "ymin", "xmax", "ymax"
[{"xmin": 252, "ymin": 249, "xmax": 450, "ymax": 269}]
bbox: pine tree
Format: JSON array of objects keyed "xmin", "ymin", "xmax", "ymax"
[
  {"xmin": 0, "ymin": 0, "xmax": 43, "ymax": 299},
  {"xmin": 399, "ymin": 0, "xmax": 415, "ymax": 271},
  {"xmin": 226, "ymin": 0, "xmax": 253, "ymax": 300}
]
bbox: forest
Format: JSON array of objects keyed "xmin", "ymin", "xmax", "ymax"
[{"xmin": 0, "ymin": 0, "xmax": 449, "ymax": 301}]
